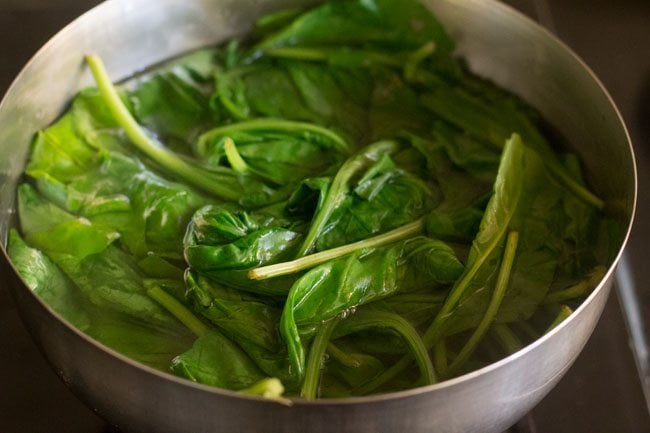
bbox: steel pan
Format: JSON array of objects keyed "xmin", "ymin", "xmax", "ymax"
[{"xmin": 0, "ymin": 0, "xmax": 636, "ymax": 432}]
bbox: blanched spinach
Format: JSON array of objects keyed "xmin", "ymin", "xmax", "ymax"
[{"xmin": 11, "ymin": 0, "xmax": 609, "ymax": 401}]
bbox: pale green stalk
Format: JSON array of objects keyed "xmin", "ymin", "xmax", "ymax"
[
  {"xmin": 224, "ymin": 137, "xmax": 250, "ymax": 173},
  {"xmin": 301, "ymin": 318, "xmax": 340, "ymax": 399},
  {"xmin": 445, "ymin": 231, "xmax": 519, "ymax": 377},
  {"xmin": 327, "ymin": 343, "xmax": 361, "ymax": 368},
  {"xmin": 295, "ymin": 140, "xmax": 399, "ymax": 257},
  {"xmin": 433, "ymin": 339, "xmax": 448, "ymax": 377},
  {"xmin": 344, "ymin": 311, "xmax": 436, "ymax": 391},
  {"xmin": 85, "ymin": 54, "xmax": 240, "ymax": 201},
  {"xmin": 491, "ymin": 323, "xmax": 524, "ymax": 354},
  {"xmin": 404, "ymin": 41, "xmax": 436, "ymax": 82},
  {"xmin": 248, "ymin": 218, "xmax": 424, "ymax": 280},
  {"xmin": 197, "ymin": 118, "xmax": 350, "ymax": 154},
  {"xmin": 543, "ymin": 266, "xmax": 606, "ymax": 305},
  {"xmin": 545, "ymin": 305, "xmax": 573, "ymax": 333},
  {"xmin": 147, "ymin": 286, "xmax": 208, "ymax": 337},
  {"xmin": 240, "ymin": 378, "xmax": 291, "ymax": 404}
]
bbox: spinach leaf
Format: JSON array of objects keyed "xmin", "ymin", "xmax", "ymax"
[
  {"xmin": 185, "ymin": 271, "xmax": 283, "ymax": 353},
  {"xmin": 253, "ymin": 0, "xmax": 454, "ymax": 55},
  {"xmin": 30, "ymin": 141, "xmax": 207, "ymax": 258},
  {"xmin": 425, "ymin": 207, "xmax": 484, "ymax": 242},
  {"xmin": 129, "ymin": 68, "xmax": 217, "ymax": 146},
  {"xmin": 8, "ymin": 229, "xmax": 91, "ymax": 330},
  {"xmin": 232, "ymin": 59, "xmax": 374, "ymax": 144},
  {"xmin": 89, "ymin": 313, "xmax": 194, "ymax": 371},
  {"xmin": 17, "ymin": 184, "xmax": 182, "ymax": 330},
  {"xmin": 553, "ymin": 154, "xmax": 604, "ymax": 282},
  {"xmin": 354, "ymin": 134, "xmax": 527, "ymax": 394},
  {"xmin": 325, "ymin": 342, "xmax": 385, "ymax": 389},
  {"xmin": 70, "ymin": 88, "xmax": 133, "ymax": 154},
  {"xmin": 419, "ymin": 83, "xmax": 603, "ymax": 209},
  {"xmin": 184, "ymin": 272, "xmax": 295, "ymax": 386},
  {"xmin": 367, "ymin": 68, "xmax": 434, "ymax": 140},
  {"xmin": 417, "ymin": 139, "xmax": 587, "ymax": 384},
  {"xmin": 281, "ymin": 236, "xmax": 463, "ymax": 382},
  {"xmin": 86, "ymin": 55, "xmax": 282, "ymax": 205},
  {"xmin": 184, "ymin": 205, "xmax": 303, "ymax": 295},
  {"xmin": 406, "ymin": 132, "xmax": 492, "ymax": 211},
  {"xmin": 284, "ymin": 177, "xmax": 331, "ymax": 219},
  {"xmin": 27, "ymin": 87, "xmax": 211, "ymax": 259},
  {"xmin": 446, "ymin": 137, "xmax": 572, "ymax": 329},
  {"xmin": 27, "ymin": 112, "xmax": 98, "ymax": 186},
  {"xmin": 172, "ymin": 330, "xmax": 267, "ymax": 389},
  {"xmin": 195, "ymin": 118, "xmax": 349, "ymax": 184},
  {"xmin": 297, "ymin": 140, "xmax": 400, "ymax": 256},
  {"xmin": 315, "ymin": 153, "xmax": 439, "ymax": 251},
  {"xmin": 425, "ymin": 134, "xmax": 525, "ymax": 338},
  {"xmin": 10, "ymin": 216, "xmax": 194, "ymax": 372},
  {"xmin": 431, "ymin": 121, "xmax": 501, "ymax": 182}
]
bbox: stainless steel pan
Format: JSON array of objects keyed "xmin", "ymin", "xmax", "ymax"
[{"xmin": 0, "ymin": 1, "xmax": 636, "ymax": 432}]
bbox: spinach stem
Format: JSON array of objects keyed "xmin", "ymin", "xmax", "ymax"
[
  {"xmin": 85, "ymin": 54, "xmax": 241, "ymax": 201},
  {"xmin": 147, "ymin": 286, "xmax": 209, "ymax": 337},
  {"xmin": 218, "ymin": 91, "xmax": 250, "ymax": 121},
  {"xmin": 264, "ymin": 47, "xmax": 404, "ymax": 68},
  {"xmin": 327, "ymin": 343, "xmax": 361, "ymax": 368},
  {"xmin": 356, "ymin": 226, "xmax": 516, "ymax": 392},
  {"xmin": 446, "ymin": 231, "xmax": 519, "ymax": 377},
  {"xmin": 421, "ymin": 222, "xmax": 506, "ymax": 347},
  {"xmin": 239, "ymin": 378, "xmax": 290, "ymax": 404},
  {"xmin": 491, "ymin": 323, "xmax": 524, "ymax": 355},
  {"xmin": 295, "ymin": 140, "xmax": 400, "ymax": 257},
  {"xmin": 547, "ymin": 164, "xmax": 605, "ymax": 210},
  {"xmin": 302, "ymin": 318, "xmax": 340, "ymax": 399},
  {"xmin": 421, "ymin": 136, "xmax": 524, "ymax": 348},
  {"xmin": 265, "ymin": 47, "xmax": 329, "ymax": 62},
  {"xmin": 197, "ymin": 118, "xmax": 350, "ymax": 155},
  {"xmin": 357, "ymin": 136, "xmax": 525, "ymax": 394},
  {"xmin": 355, "ymin": 353, "xmax": 410, "ymax": 395},
  {"xmin": 433, "ymin": 339, "xmax": 447, "ymax": 376},
  {"xmin": 404, "ymin": 41, "xmax": 436, "ymax": 82},
  {"xmin": 542, "ymin": 265, "xmax": 606, "ymax": 305},
  {"xmin": 223, "ymin": 137, "xmax": 249, "ymax": 173},
  {"xmin": 255, "ymin": 8, "xmax": 304, "ymax": 34},
  {"xmin": 338, "ymin": 310, "xmax": 436, "ymax": 391},
  {"xmin": 513, "ymin": 320, "xmax": 539, "ymax": 341},
  {"xmin": 248, "ymin": 218, "xmax": 424, "ymax": 280},
  {"xmin": 545, "ymin": 305, "xmax": 573, "ymax": 333}
]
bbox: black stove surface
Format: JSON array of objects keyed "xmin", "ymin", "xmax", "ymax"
[{"xmin": 1, "ymin": 1, "xmax": 649, "ymax": 432}]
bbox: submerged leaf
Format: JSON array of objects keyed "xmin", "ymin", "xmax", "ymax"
[
  {"xmin": 172, "ymin": 330, "xmax": 266, "ymax": 389},
  {"xmin": 281, "ymin": 236, "xmax": 463, "ymax": 382},
  {"xmin": 254, "ymin": 0, "xmax": 454, "ymax": 55},
  {"xmin": 8, "ymin": 229, "xmax": 91, "ymax": 330}
]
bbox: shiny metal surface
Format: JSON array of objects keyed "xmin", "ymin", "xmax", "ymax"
[{"xmin": 0, "ymin": 0, "xmax": 636, "ymax": 432}]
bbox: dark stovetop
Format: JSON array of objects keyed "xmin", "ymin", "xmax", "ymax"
[{"xmin": 1, "ymin": 1, "xmax": 649, "ymax": 432}]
